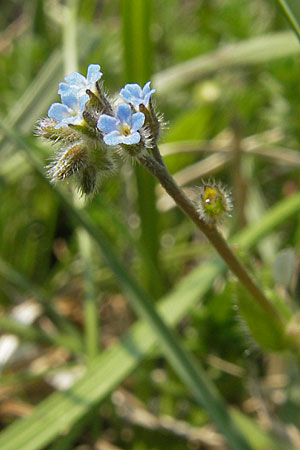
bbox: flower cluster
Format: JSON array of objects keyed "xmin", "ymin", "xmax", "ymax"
[{"xmin": 36, "ymin": 63, "xmax": 158, "ymax": 195}]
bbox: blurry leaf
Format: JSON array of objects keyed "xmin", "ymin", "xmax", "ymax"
[
  {"xmin": 154, "ymin": 31, "xmax": 300, "ymax": 93},
  {"xmin": 276, "ymin": 0, "xmax": 300, "ymax": 41},
  {"xmin": 165, "ymin": 106, "xmax": 214, "ymax": 143},
  {"xmin": 235, "ymin": 283, "xmax": 287, "ymax": 352},
  {"xmin": 0, "ymin": 316, "xmax": 80, "ymax": 352},
  {"xmin": 272, "ymin": 248, "xmax": 296, "ymax": 287},
  {"xmin": 232, "ymin": 409, "xmax": 293, "ymax": 450}
]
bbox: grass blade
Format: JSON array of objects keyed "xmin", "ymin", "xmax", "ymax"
[
  {"xmin": 120, "ymin": 0, "xmax": 163, "ymax": 298},
  {"xmin": 276, "ymin": 0, "xmax": 300, "ymax": 41}
]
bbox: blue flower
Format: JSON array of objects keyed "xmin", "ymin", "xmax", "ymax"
[
  {"xmin": 48, "ymin": 91, "xmax": 89, "ymax": 128},
  {"xmin": 120, "ymin": 81, "xmax": 155, "ymax": 109},
  {"xmin": 97, "ymin": 103, "xmax": 145, "ymax": 146},
  {"xmin": 58, "ymin": 64, "xmax": 102, "ymax": 97}
]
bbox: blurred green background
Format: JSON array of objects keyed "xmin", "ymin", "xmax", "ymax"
[{"xmin": 1, "ymin": 1, "xmax": 300, "ymax": 449}]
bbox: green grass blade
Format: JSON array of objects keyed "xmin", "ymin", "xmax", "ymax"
[
  {"xmin": 77, "ymin": 226, "xmax": 100, "ymax": 359},
  {"xmin": 120, "ymin": 0, "xmax": 163, "ymax": 298},
  {"xmin": 121, "ymin": 0, "xmax": 152, "ymax": 82},
  {"xmin": 276, "ymin": 0, "xmax": 300, "ymax": 41}
]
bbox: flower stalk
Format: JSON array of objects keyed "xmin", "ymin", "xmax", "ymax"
[{"xmin": 137, "ymin": 149, "xmax": 283, "ymax": 326}]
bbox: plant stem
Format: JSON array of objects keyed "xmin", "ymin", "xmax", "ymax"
[{"xmin": 138, "ymin": 149, "xmax": 283, "ymax": 325}]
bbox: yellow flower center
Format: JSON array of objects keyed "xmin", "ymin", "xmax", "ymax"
[{"xmin": 119, "ymin": 123, "xmax": 131, "ymax": 136}]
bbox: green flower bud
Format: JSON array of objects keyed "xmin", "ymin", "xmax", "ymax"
[{"xmin": 197, "ymin": 182, "xmax": 232, "ymax": 223}]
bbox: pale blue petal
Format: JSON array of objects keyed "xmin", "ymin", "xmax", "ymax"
[
  {"xmin": 120, "ymin": 82, "xmax": 155, "ymax": 107},
  {"xmin": 64, "ymin": 71, "xmax": 86, "ymax": 87},
  {"xmin": 120, "ymin": 84, "xmax": 142, "ymax": 107},
  {"xmin": 142, "ymin": 81, "xmax": 155, "ymax": 95},
  {"xmin": 97, "ymin": 114, "xmax": 118, "ymax": 133},
  {"xmin": 122, "ymin": 131, "xmax": 141, "ymax": 145},
  {"xmin": 131, "ymin": 112, "xmax": 145, "ymax": 131},
  {"xmin": 58, "ymin": 82, "xmax": 73, "ymax": 95},
  {"xmin": 48, "ymin": 103, "xmax": 70, "ymax": 121},
  {"xmin": 87, "ymin": 64, "xmax": 102, "ymax": 83},
  {"xmin": 119, "ymin": 88, "xmax": 131, "ymax": 103},
  {"xmin": 104, "ymin": 130, "xmax": 122, "ymax": 146},
  {"xmin": 61, "ymin": 92, "xmax": 78, "ymax": 110},
  {"xmin": 116, "ymin": 103, "xmax": 132, "ymax": 123},
  {"xmin": 79, "ymin": 93, "xmax": 89, "ymax": 110},
  {"xmin": 142, "ymin": 81, "xmax": 151, "ymax": 95},
  {"xmin": 125, "ymin": 83, "xmax": 142, "ymax": 98}
]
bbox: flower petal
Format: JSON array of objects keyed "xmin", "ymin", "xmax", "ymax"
[
  {"xmin": 131, "ymin": 112, "xmax": 145, "ymax": 131},
  {"xmin": 87, "ymin": 64, "xmax": 102, "ymax": 83},
  {"xmin": 142, "ymin": 81, "xmax": 155, "ymax": 103},
  {"xmin": 97, "ymin": 114, "xmax": 118, "ymax": 133},
  {"xmin": 116, "ymin": 103, "xmax": 132, "ymax": 124},
  {"xmin": 48, "ymin": 103, "xmax": 70, "ymax": 122},
  {"xmin": 104, "ymin": 130, "xmax": 122, "ymax": 146},
  {"xmin": 61, "ymin": 92, "xmax": 79, "ymax": 110},
  {"xmin": 142, "ymin": 81, "xmax": 151, "ymax": 95},
  {"xmin": 124, "ymin": 83, "xmax": 142, "ymax": 98},
  {"xmin": 79, "ymin": 93, "xmax": 89, "ymax": 110},
  {"xmin": 58, "ymin": 82, "xmax": 73, "ymax": 95},
  {"xmin": 120, "ymin": 84, "xmax": 140, "ymax": 104},
  {"xmin": 64, "ymin": 71, "xmax": 86, "ymax": 87},
  {"xmin": 121, "ymin": 131, "xmax": 141, "ymax": 145}
]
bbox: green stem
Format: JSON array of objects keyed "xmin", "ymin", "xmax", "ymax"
[{"xmin": 138, "ymin": 149, "xmax": 283, "ymax": 326}]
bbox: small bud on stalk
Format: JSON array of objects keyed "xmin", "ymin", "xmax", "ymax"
[{"xmin": 196, "ymin": 182, "xmax": 233, "ymax": 224}]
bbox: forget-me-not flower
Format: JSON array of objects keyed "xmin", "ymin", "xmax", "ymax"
[
  {"xmin": 48, "ymin": 91, "xmax": 89, "ymax": 128},
  {"xmin": 58, "ymin": 64, "xmax": 102, "ymax": 98},
  {"xmin": 97, "ymin": 103, "xmax": 145, "ymax": 146},
  {"xmin": 120, "ymin": 81, "xmax": 155, "ymax": 109}
]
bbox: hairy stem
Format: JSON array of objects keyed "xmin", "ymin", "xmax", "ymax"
[{"xmin": 137, "ymin": 149, "xmax": 283, "ymax": 325}]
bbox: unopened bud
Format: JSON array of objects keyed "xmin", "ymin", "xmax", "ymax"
[{"xmin": 196, "ymin": 182, "xmax": 232, "ymax": 223}]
